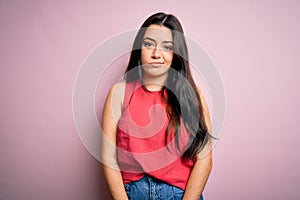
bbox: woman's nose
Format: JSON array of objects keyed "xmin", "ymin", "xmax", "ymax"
[{"xmin": 151, "ymin": 47, "xmax": 162, "ymax": 58}]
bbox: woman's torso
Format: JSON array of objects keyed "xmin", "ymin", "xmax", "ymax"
[{"xmin": 116, "ymin": 80, "xmax": 194, "ymax": 190}]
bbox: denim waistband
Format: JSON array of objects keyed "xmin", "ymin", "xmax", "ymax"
[{"xmin": 124, "ymin": 175, "xmax": 203, "ymax": 200}]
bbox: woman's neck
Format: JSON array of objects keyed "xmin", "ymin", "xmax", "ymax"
[{"xmin": 142, "ymin": 74, "xmax": 167, "ymax": 92}]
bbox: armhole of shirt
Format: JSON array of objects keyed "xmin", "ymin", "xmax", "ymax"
[
  {"xmin": 121, "ymin": 81, "xmax": 135, "ymax": 112},
  {"xmin": 121, "ymin": 80, "xmax": 141, "ymax": 112}
]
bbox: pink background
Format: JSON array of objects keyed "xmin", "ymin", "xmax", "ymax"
[{"xmin": 1, "ymin": 0, "xmax": 299, "ymax": 199}]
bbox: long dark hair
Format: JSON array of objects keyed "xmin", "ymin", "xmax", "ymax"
[{"xmin": 125, "ymin": 12, "xmax": 211, "ymax": 160}]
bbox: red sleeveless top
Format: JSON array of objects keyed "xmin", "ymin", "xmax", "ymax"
[{"xmin": 117, "ymin": 81, "xmax": 194, "ymax": 190}]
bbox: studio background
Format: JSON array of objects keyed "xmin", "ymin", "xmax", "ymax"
[{"xmin": 0, "ymin": 0, "xmax": 299, "ymax": 199}]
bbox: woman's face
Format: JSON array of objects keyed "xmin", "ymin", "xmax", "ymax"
[{"xmin": 141, "ymin": 24, "xmax": 174, "ymax": 80}]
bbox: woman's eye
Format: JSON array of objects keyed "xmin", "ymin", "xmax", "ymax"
[
  {"xmin": 143, "ymin": 41, "xmax": 154, "ymax": 48},
  {"xmin": 163, "ymin": 45, "xmax": 173, "ymax": 51}
]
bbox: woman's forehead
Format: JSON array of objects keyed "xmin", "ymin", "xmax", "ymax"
[{"xmin": 144, "ymin": 24, "xmax": 173, "ymax": 42}]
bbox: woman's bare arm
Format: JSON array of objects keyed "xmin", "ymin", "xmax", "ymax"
[
  {"xmin": 182, "ymin": 144, "xmax": 213, "ymax": 200},
  {"xmin": 182, "ymin": 89, "xmax": 213, "ymax": 200},
  {"xmin": 101, "ymin": 82, "xmax": 128, "ymax": 200}
]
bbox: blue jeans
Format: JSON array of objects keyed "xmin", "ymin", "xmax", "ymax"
[{"xmin": 124, "ymin": 175, "xmax": 204, "ymax": 200}]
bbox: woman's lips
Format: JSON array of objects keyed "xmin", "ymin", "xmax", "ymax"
[{"xmin": 149, "ymin": 62, "xmax": 164, "ymax": 67}]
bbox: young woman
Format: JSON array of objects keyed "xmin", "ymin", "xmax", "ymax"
[{"xmin": 102, "ymin": 12, "xmax": 213, "ymax": 200}]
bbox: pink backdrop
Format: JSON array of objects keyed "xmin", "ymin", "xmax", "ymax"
[{"xmin": 1, "ymin": 0, "xmax": 299, "ymax": 199}]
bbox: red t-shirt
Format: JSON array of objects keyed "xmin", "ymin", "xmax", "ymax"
[{"xmin": 117, "ymin": 81, "xmax": 194, "ymax": 190}]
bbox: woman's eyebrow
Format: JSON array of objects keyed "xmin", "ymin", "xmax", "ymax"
[
  {"xmin": 143, "ymin": 37, "xmax": 173, "ymax": 44},
  {"xmin": 163, "ymin": 41, "xmax": 174, "ymax": 44},
  {"xmin": 143, "ymin": 37, "xmax": 155, "ymax": 42}
]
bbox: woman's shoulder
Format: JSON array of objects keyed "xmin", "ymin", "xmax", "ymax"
[
  {"xmin": 111, "ymin": 81, "xmax": 126, "ymax": 92},
  {"xmin": 111, "ymin": 80, "xmax": 140, "ymax": 95},
  {"xmin": 109, "ymin": 81, "xmax": 126, "ymax": 104},
  {"xmin": 110, "ymin": 80, "xmax": 138, "ymax": 91},
  {"xmin": 103, "ymin": 82, "xmax": 126, "ymax": 121}
]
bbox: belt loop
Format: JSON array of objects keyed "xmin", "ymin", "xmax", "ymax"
[{"xmin": 147, "ymin": 175, "xmax": 152, "ymax": 182}]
